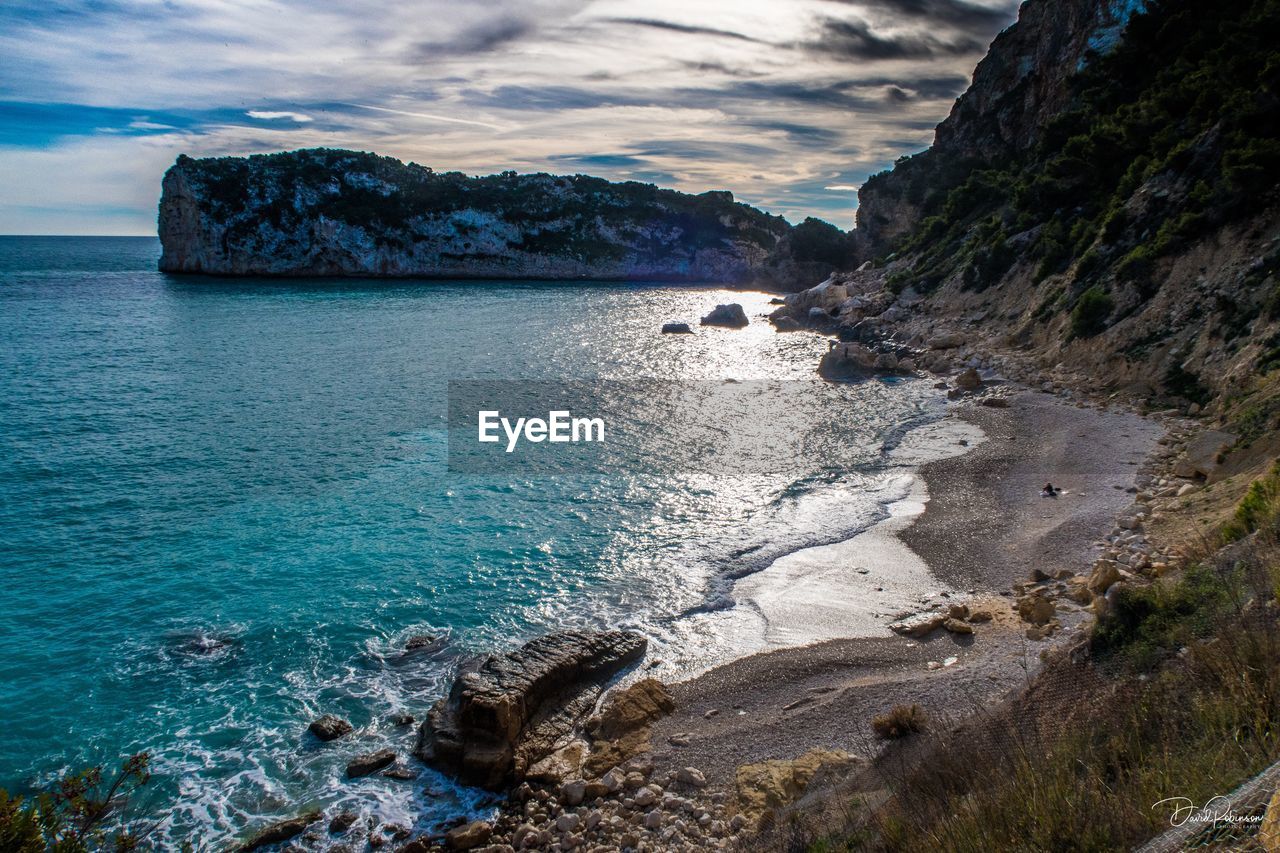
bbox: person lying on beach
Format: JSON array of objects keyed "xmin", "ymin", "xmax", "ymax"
[{"xmin": 1041, "ymin": 482, "xmax": 1060, "ymax": 497}]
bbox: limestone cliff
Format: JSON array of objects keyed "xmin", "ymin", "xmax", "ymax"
[
  {"xmin": 157, "ymin": 149, "xmax": 824, "ymax": 286},
  {"xmin": 830, "ymin": 0, "xmax": 1280, "ymax": 432},
  {"xmin": 856, "ymin": 0, "xmax": 1148, "ymax": 252}
]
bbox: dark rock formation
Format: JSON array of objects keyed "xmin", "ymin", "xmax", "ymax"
[
  {"xmin": 308, "ymin": 714, "xmax": 353, "ymax": 741},
  {"xmin": 236, "ymin": 810, "xmax": 321, "ymax": 851},
  {"xmin": 157, "ymin": 149, "xmax": 826, "ymax": 287},
  {"xmin": 416, "ymin": 630, "xmax": 647, "ymax": 790},
  {"xmin": 661, "ymin": 322, "xmax": 694, "ymax": 334},
  {"xmin": 856, "ymin": 0, "xmax": 1148, "ymax": 254},
  {"xmin": 346, "ymin": 748, "xmax": 397, "ymax": 778},
  {"xmin": 700, "ymin": 304, "xmax": 749, "ymax": 328}
]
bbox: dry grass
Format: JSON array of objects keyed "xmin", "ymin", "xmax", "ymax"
[
  {"xmin": 807, "ymin": 463, "xmax": 1280, "ymax": 852},
  {"xmin": 871, "ymin": 705, "xmax": 928, "ymax": 740}
]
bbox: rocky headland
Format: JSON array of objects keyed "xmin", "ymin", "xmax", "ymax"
[{"xmin": 156, "ymin": 150, "xmax": 837, "ymax": 286}]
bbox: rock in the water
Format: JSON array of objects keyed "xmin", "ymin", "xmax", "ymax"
[
  {"xmin": 584, "ymin": 678, "xmax": 675, "ymax": 776},
  {"xmin": 346, "ymin": 748, "xmax": 397, "ymax": 779},
  {"xmin": 772, "ymin": 316, "xmax": 802, "ymax": 333},
  {"xmin": 700, "ymin": 304, "xmax": 750, "ymax": 328},
  {"xmin": 818, "ymin": 342, "xmax": 877, "ymax": 380},
  {"xmin": 662, "ymin": 322, "xmax": 694, "ymax": 335},
  {"xmin": 309, "ymin": 714, "xmax": 353, "ymax": 742},
  {"xmin": 328, "ymin": 811, "xmax": 358, "ymax": 835},
  {"xmin": 236, "ymin": 811, "xmax": 322, "ymax": 851},
  {"xmin": 416, "ymin": 630, "xmax": 647, "ymax": 789},
  {"xmin": 445, "ymin": 820, "xmax": 493, "ymax": 850}
]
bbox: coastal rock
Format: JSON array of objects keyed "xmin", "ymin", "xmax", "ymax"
[
  {"xmin": 328, "ymin": 811, "xmax": 358, "ymax": 834},
  {"xmin": 772, "ymin": 316, "xmax": 803, "ymax": 332},
  {"xmin": 584, "ymin": 678, "xmax": 675, "ymax": 776},
  {"xmin": 236, "ymin": 810, "xmax": 322, "ymax": 852},
  {"xmin": 889, "ymin": 613, "xmax": 947, "ymax": 638},
  {"xmin": 309, "ymin": 714, "xmax": 353, "ymax": 742},
  {"xmin": 1171, "ymin": 430, "xmax": 1237, "ymax": 481},
  {"xmin": 676, "ymin": 766, "xmax": 708, "ymax": 788},
  {"xmin": 929, "ymin": 333, "xmax": 966, "ymax": 350},
  {"xmin": 1016, "ymin": 594, "xmax": 1055, "ymax": 626},
  {"xmin": 818, "ymin": 342, "xmax": 879, "ymax": 381},
  {"xmin": 661, "ymin": 322, "xmax": 693, "ymax": 335},
  {"xmin": 346, "ymin": 749, "xmax": 397, "ymax": 778},
  {"xmin": 416, "ymin": 630, "xmax": 647, "ymax": 789},
  {"xmin": 525, "ymin": 739, "xmax": 588, "ymax": 784},
  {"xmin": 734, "ymin": 749, "xmax": 858, "ymax": 828},
  {"xmin": 157, "ymin": 150, "xmax": 822, "ymax": 286},
  {"xmin": 700, "ymin": 304, "xmax": 749, "ymax": 328},
  {"xmin": 955, "ymin": 368, "xmax": 983, "ymax": 391},
  {"xmin": 944, "ymin": 618, "xmax": 974, "ymax": 635},
  {"xmin": 1088, "ymin": 562, "xmax": 1122, "ymax": 596},
  {"xmin": 445, "ymin": 821, "xmax": 493, "ymax": 850}
]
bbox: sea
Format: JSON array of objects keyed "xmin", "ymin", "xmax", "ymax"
[{"xmin": 0, "ymin": 236, "xmax": 965, "ymax": 847}]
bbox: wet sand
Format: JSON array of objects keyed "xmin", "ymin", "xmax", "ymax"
[{"xmin": 646, "ymin": 390, "xmax": 1164, "ymax": 785}]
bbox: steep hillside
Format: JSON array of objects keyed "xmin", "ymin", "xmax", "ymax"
[
  {"xmin": 157, "ymin": 149, "xmax": 831, "ymax": 285},
  {"xmin": 840, "ymin": 0, "xmax": 1280, "ymax": 423}
]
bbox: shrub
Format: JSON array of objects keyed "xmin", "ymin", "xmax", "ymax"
[
  {"xmin": 0, "ymin": 753, "xmax": 153, "ymax": 852},
  {"xmin": 1069, "ymin": 285, "xmax": 1114, "ymax": 338},
  {"xmin": 872, "ymin": 704, "xmax": 929, "ymax": 739},
  {"xmin": 1222, "ymin": 460, "xmax": 1280, "ymax": 543}
]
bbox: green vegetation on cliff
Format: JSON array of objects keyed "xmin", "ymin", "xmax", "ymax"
[{"xmin": 878, "ymin": 0, "xmax": 1280, "ymax": 329}]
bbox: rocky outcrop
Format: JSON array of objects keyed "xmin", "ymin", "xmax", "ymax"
[
  {"xmin": 157, "ymin": 150, "xmax": 824, "ymax": 286},
  {"xmin": 583, "ymin": 678, "xmax": 675, "ymax": 776},
  {"xmin": 307, "ymin": 714, "xmax": 352, "ymax": 741},
  {"xmin": 856, "ymin": 0, "xmax": 1149, "ymax": 254},
  {"xmin": 416, "ymin": 630, "xmax": 647, "ymax": 790},
  {"xmin": 700, "ymin": 304, "xmax": 749, "ymax": 328}
]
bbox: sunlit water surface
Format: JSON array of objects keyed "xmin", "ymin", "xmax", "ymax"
[{"xmin": 0, "ymin": 236, "xmax": 950, "ymax": 846}]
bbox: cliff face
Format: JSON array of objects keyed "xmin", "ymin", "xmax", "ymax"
[
  {"xmin": 856, "ymin": 0, "xmax": 1147, "ymax": 253},
  {"xmin": 157, "ymin": 149, "xmax": 822, "ymax": 285},
  {"xmin": 825, "ymin": 0, "xmax": 1280, "ymax": 429}
]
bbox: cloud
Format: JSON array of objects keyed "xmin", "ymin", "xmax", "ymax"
[
  {"xmin": 0, "ymin": 0, "xmax": 1018, "ymax": 232},
  {"xmin": 804, "ymin": 17, "xmax": 981, "ymax": 59},
  {"xmin": 246, "ymin": 111, "xmax": 314, "ymax": 122},
  {"xmin": 824, "ymin": 184, "xmax": 861, "ymax": 190},
  {"xmin": 603, "ymin": 17, "xmax": 767, "ymax": 44}
]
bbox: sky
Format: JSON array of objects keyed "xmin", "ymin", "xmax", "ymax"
[{"xmin": 0, "ymin": 0, "xmax": 1019, "ymax": 235}]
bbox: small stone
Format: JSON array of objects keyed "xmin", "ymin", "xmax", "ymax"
[
  {"xmin": 559, "ymin": 779, "xmax": 587, "ymax": 806},
  {"xmin": 675, "ymin": 767, "xmax": 707, "ymax": 788},
  {"xmin": 445, "ymin": 821, "xmax": 493, "ymax": 850},
  {"xmin": 642, "ymin": 810, "xmax": 663, "ymax": 830},
  {"xmin": 555, "ymin": 813, "xmax": 581, "ymax": 834}
]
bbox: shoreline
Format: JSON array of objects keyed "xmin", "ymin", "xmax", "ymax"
[{"xmin": 643, "ymin": 388, "xmax": 1165, "ymax": 786}]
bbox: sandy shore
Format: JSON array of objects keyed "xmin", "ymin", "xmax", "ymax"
[{"xmin": 645, "ymin": 388, "xmax": 1164, "ymax": 786}]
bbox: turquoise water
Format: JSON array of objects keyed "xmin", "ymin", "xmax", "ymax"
[{"xmin": 0, "ymin": 236, "xmax": 943, "ymax": 846}]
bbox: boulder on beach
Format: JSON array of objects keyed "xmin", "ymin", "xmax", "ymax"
[
  {"xmin": 308, "ymin": 714, "xmax": 353, "ymax": 742},
  {"xmin": 700, "ymin": 304, "xmax": 749, "ymax": 328},
  {"xmin": 955, "ymin": 367, "xmax": 983, "ymax": 391},
  {"xmin": 772, "ymin": 316, "xmax": 802, "ymax": 332},
  {"xmin": 662, "ymin": 322, "xmax": 694, "ymax": 334},
  {"xmin": 416, "ymin": 630, "xmax": 647, "ymax": 789},
  {"xmin": 584, "ymin": 677, "xmax": 675, "ymax": 775},
  {"xmin": 445, "ymin": 820, "xmax": 493, "ymax": 850}
]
